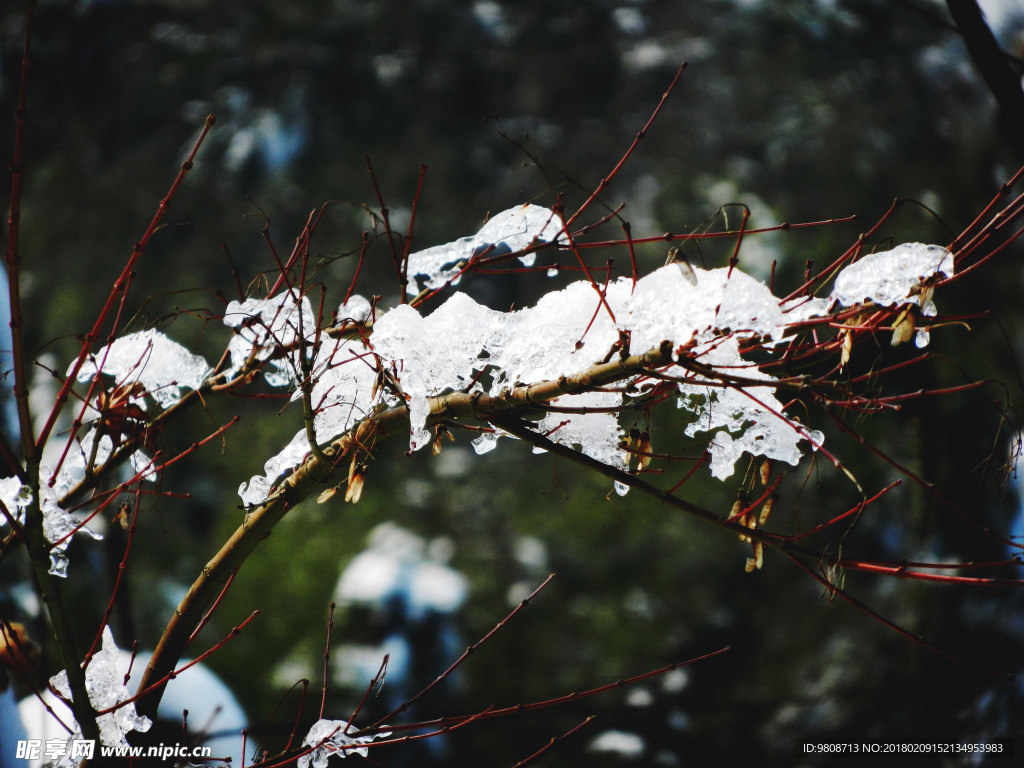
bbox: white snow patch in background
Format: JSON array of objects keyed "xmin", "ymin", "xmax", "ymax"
[
  {"xmin": 589, "ymin": 729, "xmax": 645, "ymax": 758},
  {"xmin": 334, "ymin": 523, "xmax": 467, "ymax": 620}
]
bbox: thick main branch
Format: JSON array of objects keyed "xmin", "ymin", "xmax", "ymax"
[{"xmin": 136, "ymin": 341, "xmax": 677, "ymax": 716}]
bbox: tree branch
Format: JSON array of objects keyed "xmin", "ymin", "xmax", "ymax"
[{"xmin": 946, "ymin": 0, "xmax": 1024, "ymax": 157}]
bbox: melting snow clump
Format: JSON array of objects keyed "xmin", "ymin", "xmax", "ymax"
[
  {"xmin": 0, "ymin": 469, "xmax": 102, "ymax": 578},
  {"xmin": 73, "ymin": 329, "xmax": 210, "ymax": 409},
  {"xmin": 832, "ymin": 243, "xmax": 951, "ymax": 308},
  {"xmin": 223, "ymin": 237, "xmax": 952, "ymax": 502},
  {"xmin": 223, "ymin": 291, "xmax": 316, "ymax": 386},
  {"xmin": 298, "ymin": 720, "xmax": 391, "ymax": 767},
  {"xmin": 404, "ymin": 203, "xmax": 564, "ymax": 296}
]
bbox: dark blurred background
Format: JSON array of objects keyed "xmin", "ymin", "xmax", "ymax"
[{"xmin": 1, "ymin": 1, "xmax": 1024, "ymax": 766}]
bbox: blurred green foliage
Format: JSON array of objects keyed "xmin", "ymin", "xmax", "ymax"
[{"xmin": 1, "ymin": 0, "xmax": 1023, "ymax": 765}]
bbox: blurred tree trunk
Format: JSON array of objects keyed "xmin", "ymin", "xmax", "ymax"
[{"xmin": 946, "ymin": 0, "xmax": 1024, "ymax": 158}]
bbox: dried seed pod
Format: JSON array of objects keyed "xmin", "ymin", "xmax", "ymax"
[
  {"xmin": 113, "ymin": 502, "xmax": 132, "ymax": 531},
  {"xmin": 759, "ymin": 459, "xmax": 772, "ymax": 486},
  {"xmin": 744, "ymin": 541, "xmax": 764, "ymax": 572},
  {"xmin": 759, "ymin": 493, "xmax": 776, "ymax": 526},
  {"xmin": 840, "ymin": 330, "xmax": 852, "ymax": 370},
  {"xmin": 431, "ymin": 426, "xmax": 452, "ymax": 456},
  {"xmin": 665, "ymin": 246, "xmax": 698, "ymax": 285},
  {"xmin": 317, "ymin": 486, "xmax": 340, "ymax": 504},
  {"xmin": 890, "ymin": 306, "xmax": 916, "ymax": 347},
  {"xmin": 729, "ymin": 497, "xmax": 744, "ymax": 520},
  {"xmin": 637, "ymin": 430, "xmax": 652, "ymax": 470},
  {"xmin": 626, "ymin": 428, "xmax": 642, "ymax": 472},
  {"xmin": 730, "ymin": 495, "xmax": 752, "ymax": 541},
  {"xmin": 345, "ymin": 457, "xmax": 367, "ymax": 503}
]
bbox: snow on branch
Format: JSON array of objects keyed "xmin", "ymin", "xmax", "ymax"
[
  {"xmin": 298, "ymin": 719, "xmax": 391, "ymax": 767},
  {"xmin": 404, "ymin": 203, "xmax": 565, "ymax": 296},
  {"xmin": 73, "ymin": 328, "xmax": 211, "ymax": 409},
  {"xmin": 231, "ymin": 237, "xmax": 952, "ymax": 505},
  {"xmin": 223, "ymin": 291, "xmax": 316, "ymax": 386},
  {"xmin": 45, "ymin": 627, "xmax": 152, "ymax": 766},
  {"xmin": 0, "ymin": 466, "xmax": 103, "ymax": 577}
]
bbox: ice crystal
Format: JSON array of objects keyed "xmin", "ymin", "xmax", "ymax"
[
  {"xmin": 336, "ymin": 294, "xmax": 372, "ymax": 324},
  {"xmin": 372, "ymin": 293, "xmax": 504, "ymax": 451},
  {"xmin": 0, "ymin": 467, "xmax": 102, "ymax": 578},
  {"xmin": 46, "ymin": 627, "xmax": 151, "ymax": 766},
  {"xmin": 298, "ymin": 720, "xmax": 391, "ymax": 767},
  {"xmin": 74, "ymin": 329, "xmax": 210, "ymax": 409},
  {"xmin": 534, "ymin": 391, "xmax": 625, "ymax": 470},
  {"xmin": 623, "ymin": 265, "xmax": 824, "ymax": 478},
  {"xmin": 51, "ymin": 428, "xmax": 114, "ymax": 498},
  {"xmin": 223, "ymin": 291, "xmax": 316, "ymax": 385},
  {"xmin": 227, "ymin": 290, "xmax": 391, "ymax": 506},
  {"xmin": 0, "ymin": 475, "xmax": 31, "ymax": 525},
  {"xmin": 237, "ymin": 331, "xmax": 384, "ymax": 506},
  {"xmin": 371, "ymin": 263, "xmax": 819, "ymax": 481},
  {"xmin": 39, "ymin": 475, "xmax": 103, "ymax": 578},
  {"xmin": 780, "ymin": 243, "xmax": 951, "ymax": 328}
]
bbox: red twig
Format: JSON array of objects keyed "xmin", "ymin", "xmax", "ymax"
[
  {"xmin": 621, "ymin": 220, "xmax": 638, "ymax": 284},
  {"xmin": 84, "ymin": 483, "xmax": 144, "ymax": 666},
  {"xmin": 37, "ymin": 115, "xmax": 216, "ymax": 453},
  {"xmin": 346, "ymin": 654, "xmax": 390, "ymax": 736},
  {"xmin": 509, "ymin": 716, "xmax": 595, "ymax": 768},
  {"xmin": 785, "ymin": 553, "xmax": 1011, "ymax": 679},
  {"xmin": 789, "ymin": 480, "xmax": 901, "ymax": 542},
  {"xmin": 781, "ymin": 201, "xmax": 902, "ymax": 303},
  {"xmin": 187, "ymin": 569, "xmax": 239, "ymax": 645},
  {"xmin": 948, "ymin": 166, "xmax": 1024, "ymax": 256},
  {"xmin": 725, "ymin": 204, "xmax": 750, "ymax": 278},
  {"xmin": 563, "ymin": 62, "xmax": 686, "ymax": 230},
  {"xmin": 380, "ymin": 645, "xmax": 732, "ymax": 734},
  {"xmin": 555, "ymin": 202, "xmax": 617, "ymax": 324},
  {"xmin": 568, "ymin": 216, "xmax": 858, "ymax": 252},
  {"xmin": 112, "ymin": 610, "xmax": 260, "ymax": 714},
  {"xmin": 400, "ymin": 165, "xmax": 429, "ymax": 302},
  {"xmin": 370, "ymin": 573, "xmax": 557, "ymax": 729},
  {"xmin": 266, "ymin": 679, "xmax": 310, "ymax": 757},
  {"xmin": 364, "ymin": 155, "xmax": 403, "ymax": 290},
  {"xmin": 342, "ymin": 232, "xmax": 371, "ymax": 308}
]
